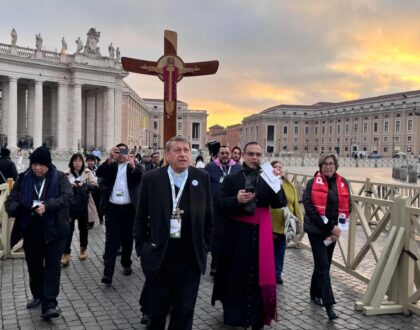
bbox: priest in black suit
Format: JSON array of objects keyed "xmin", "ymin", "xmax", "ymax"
[{"xmin": 134, "ymin": 136, "xmax": 213, "ymax": 330}]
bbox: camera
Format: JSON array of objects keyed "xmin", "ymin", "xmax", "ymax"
[{"xmin": 118, "ymin": 148, "xmax": 129, "ymax": 155}]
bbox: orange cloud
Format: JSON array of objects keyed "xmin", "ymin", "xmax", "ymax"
[
  {"xmin": 188, "ymin": 99, "xmax": 255, "ymax": 127},
  {"xmin": 327, "ymin": 22, "xmax": 420, "ymax": 88},
  {"xmin": 239, "ymin": 81, "xmax": 303, "ymax": 104}
]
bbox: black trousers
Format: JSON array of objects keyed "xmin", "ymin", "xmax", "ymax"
[
  {"xmin": 147, "ymin": 257, "xmax": 201, "ymax": 330},
  {"xmin": 64, "ymin": 209, "xmax": 88, "ymax": 254},
  {"xmin": 308, "ymin": 234, "xmax": 336, "ymax": 305},
  {"xmin": 23, "ymin": 227, "xmax": 66, "ymax": 312},
  {"xmin": 103, "ymin": 203, "xmax": 134, "ymax": 278},
  {"xmin": 139, "ymin": 279, "xmax": 150, "ymax": 315}
]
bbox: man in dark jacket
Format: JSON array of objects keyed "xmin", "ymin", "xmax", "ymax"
[
  {"xmin": 96, "ymin": 143, "xmax": 142, "ymax": 285},
  {"xmin": 5, "ymin": 146, "xmax": 72, "ymax": 320},
  {"xmin": 204, "ymin": 145, "xmax": 241, "ymax": 275},
  {"xmin": 134, "ymin": 136, "xmax": 213, "ymax": 330},
  {"xmin": 0, "ymin": 146, "xmax": 18, "ymax": 183}
]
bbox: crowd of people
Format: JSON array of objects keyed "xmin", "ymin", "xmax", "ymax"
[{"xmin": 3, "ymin": 139, "xmax": 350, "ymax": 328}]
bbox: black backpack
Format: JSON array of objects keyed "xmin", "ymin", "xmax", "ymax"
[{"xmin": 70, "ymin": 183, "xmax": 89, "ymax": 215}]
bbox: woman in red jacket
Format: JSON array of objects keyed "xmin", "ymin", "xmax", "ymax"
[{"xmin": 303, "ymin": 153, "xmax": 351, "ymax": 320}]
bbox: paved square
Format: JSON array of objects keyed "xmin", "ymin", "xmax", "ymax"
[{"xmin": 1, "ymin": 225, "xmax": 419, "ymax": 329}]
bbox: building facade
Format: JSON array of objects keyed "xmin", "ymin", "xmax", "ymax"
[
  {"xmin": 143, "ymin": 99, "xmax": 207, "ymax": 150},
  {"xmin": 242, "ymin": 90, "xmax": 420, "ymax": 157},
  {"xmin": 226, "ymin": 123, "xmax": 243, "ymax": 148},
  {"xmin": 0, "ymin": 29, "xmax": 209, "ymax": 153},
  {"xmin": 0, "ymin": 29, "xmax": 127, "ymax": 151}
]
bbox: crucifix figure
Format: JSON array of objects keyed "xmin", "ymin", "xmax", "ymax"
[{"xmin": 121, "ymin": 30, "xmax": 219, "ymax": 145}]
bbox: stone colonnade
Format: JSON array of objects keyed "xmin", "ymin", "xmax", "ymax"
[{"xmin": 0, "ymin": 76, "xmax": 122, "ymax": 151}]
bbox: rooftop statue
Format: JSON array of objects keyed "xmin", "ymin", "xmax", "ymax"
[
  {"xmin": 75, "ymin": 37, "xmax": 83, "ymax": 54},
  {"xmin": 84, "ymin": 28, "xmax": 101, "ymax": 56},
  {"xmin": 10, "ymin": 28, "xmax": 17, "ymax": 46},
  {"xmin": 35, "ymin": 33, "xmax": 43, "ymax": 50}
]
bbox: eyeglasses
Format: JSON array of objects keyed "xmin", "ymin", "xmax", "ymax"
[
  {"xmin": 245, "ymin": 152, "xmax": 262, "ymax": 157},
  {"xmin": 322, "ymin": 162, "xmax": 335, "ymax": 167}
]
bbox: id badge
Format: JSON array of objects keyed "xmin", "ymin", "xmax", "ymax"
[
  {"xmin": 116, "ymin": 190, "xmax": 124, "ymax": 197},
  {"xmin": 169, "ymin": 218, "xmax": 181, "ymax": 238},
  {"xmin": 32, "ymin": 200, "xmax": 41, "ymax": 207},
  {"xmin": 219, "ymin": 176, "xmax": 224, "ymax": 184}
]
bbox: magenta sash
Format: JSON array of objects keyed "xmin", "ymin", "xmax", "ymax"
[{"xmin": 232, "ymin": 207, "xmax": 277, "ymax": 325}]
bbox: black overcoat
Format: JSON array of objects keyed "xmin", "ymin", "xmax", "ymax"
[{"xmin": 133, "ymin": 165, "xmax": 213, "ymax": 277}]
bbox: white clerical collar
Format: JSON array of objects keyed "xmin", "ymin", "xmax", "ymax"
[{"xmin": 168, "ymin": 166, "xmax": 188, "ymax": 178}]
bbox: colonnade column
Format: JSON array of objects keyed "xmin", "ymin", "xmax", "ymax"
[
  {"xmin": 86, "ymin": 91, "xmax": 96, "ymax": 148},
  {"xmin": 7, "ymin": 77, "xmax": 18, "ymax": 149},
  {"xmin": 56, "ymin": 83, "xmax": 68, "ymax": 151},
  {"xmin": 27, "ymin": 83, "xmax": 35, "ymax": 140},
  {"xmin": 105, "ymin": 87, "xmax": 115, "ymax": 149},
  {"xmin": 1, "ymin": 80, "xmax": 9, "ymax": 136},
  {"xmin": 72, "ymin": 83, "xmax": 82, "ymax": 151},
  {"xmin": 33, "ymin": 80, "xmax": 43, "ymax": 148},
  {"xmin": 114, "ymin": 87, "xmax": 122, "ymax": 144}
]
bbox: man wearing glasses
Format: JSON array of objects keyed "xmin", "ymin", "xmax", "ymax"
[
  {"xmin": 204, "ymin": 145, "xmax": 241, "ymax": 276},
  {"xmin": 212, "ymin": 142, "xmax": 286, "ymax": 329}
]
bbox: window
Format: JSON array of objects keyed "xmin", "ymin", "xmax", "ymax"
[
  {"xmin": 384, "ymin": 121, "xmax": 389, "ymax": 132},
  {"xmin": 384, "ymin": 147, "xmax": 388, "ymax": 153},
  {"xmin": 177, "ymin": 121, "xmax": 182, "ymax": 132},
  {"xmin": 153, "ymin": 121, "xmax": 158, "ymax": 130},
  {"xmin": 256, "ymin": 126, "xmax": 259, "ymax": 140},
  {"xmin": 354, "ymin": 123, "xmax": 358, "ymax": 133},
  {"xmin": 373, "ymin": 122, "xmax": 378, "ymax": 133},
  {"xmin": 266, "ymin": 125, "xmax": 275, "ymax": 141},
  {"xmin": 407, "ymin": 119, "xmax": 413, "ymax": 131},
  {"xmin": 384, "ymin": 136, "xmax": 388, "ymax": 142},
  {"xmin": 294, "ymin": 126, "xmax": 299, "ymax": 135},
  {"xmin": 192, "ymin": 123, "xmax": 200, "ymax": 139},
  {"xmin": 407, "ymin": 136, "xmax": 413, "ymax": 142},
  {"xmin": 315, "ymin": 127, "xmax": 318, "ymax": 135},
  {"xmin": 345, "ymin": 124, "xmax": 349, "ymax": 134},
  {"xmin": 329, "ymin": 126, "xmax": 333, "ymax": 134},
  {"xmin": 363, "ymin": 123, "xmax": 368, "ymax": 133},
  {"xmin": 337, "ymin": 125, "xmax": 341, "ymax": 134},
  {"xmin": 395, "ymin": 136, "xmax": 400, "ymax": 142},
  {"xmin": 304, "ymin": 126, "xmax": 309, "ymax": 135},
  {"xmin": 322, "ymin": 126, "xmax": 325, "ymax": 134},
  {"xmin": 283, "ymin": 126, "xmax": 288, "ymax": 134},
  {"xmin": 395, "ymin": 120, "xmax": 401, "ymax": 132}
]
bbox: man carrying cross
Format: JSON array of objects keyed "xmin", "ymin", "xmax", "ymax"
[{"xmin": 133, "ymin": 136, "xmax": 213, "ymax": 329}]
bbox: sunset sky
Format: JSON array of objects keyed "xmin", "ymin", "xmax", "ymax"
[{"xmin": 1, "ymin": 0, "xmax": 420, "ymax": 127}]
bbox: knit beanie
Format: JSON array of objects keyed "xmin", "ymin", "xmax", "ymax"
[
  {"xmin": 0, "ymin": 147, "xmax": 10, "ymax": 158},
  {"xmin": 30, "ymin": 146, "xmax": 52, "ymax": 167}
]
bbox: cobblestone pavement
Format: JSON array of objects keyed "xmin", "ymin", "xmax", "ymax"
[{"xmin": 1, "ymin": 225, "xmax": 419, "ymax": 330}]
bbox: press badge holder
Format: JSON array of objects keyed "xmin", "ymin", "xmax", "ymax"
[
  {"xmin": 170, "ymin": 218, "xmax": 182, "ymax": 238},
  {"xmin": 32, "ymin": 200, "xmax": 42, "ymax": 208},
  {"xmin": 116, "ymin": 190, "xmax": 124, "ymax": 197}
]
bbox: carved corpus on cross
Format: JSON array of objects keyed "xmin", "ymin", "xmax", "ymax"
[{"xmin": 121, "ymin": 30, "xmax": 219, "ymax": 145}]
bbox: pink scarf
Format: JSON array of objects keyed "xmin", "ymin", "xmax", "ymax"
[
  {"xmin": 232, "ymin": 208, "xmax": 277, "ymax": 325},
  {"xmin": 213, "ymin": 158, "xmax": 237, "ymax": 167}
]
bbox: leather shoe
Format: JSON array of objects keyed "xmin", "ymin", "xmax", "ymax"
[
  {"xmin": 325, "ymin": 305, "xmax": 338, "ymax": 320},
  {"xmin": 311, "ymin": 296, "xmax": 323, "ymax": 306},
  {"xmin": 26, "ymin": 297, "xmax": 42, "ymax": 309},
  {"xmin": 140, "ymin": 314, "xmax": 150, "ymax": 325},
  {"xmin": 101, "ymin": 276, "xmax": 112, "ymax": 286},
  {"xmin": 42, "ymin": 307, "xmax": 60, "ymax": 320},
  {"xmin": 123, "ymin": 267, "xmax": 132, "ymax": 276}
]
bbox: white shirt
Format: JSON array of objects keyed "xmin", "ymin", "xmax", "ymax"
[{"xmin": 110, "ymin": 163, "xmax": 131, "ymax": 205}]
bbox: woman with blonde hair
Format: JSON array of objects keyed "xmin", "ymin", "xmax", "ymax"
[{"xmin": 269, "ymin": 160, "xmax": 302, "ymax": 285}]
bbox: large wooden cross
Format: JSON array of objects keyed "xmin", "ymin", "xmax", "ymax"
[{"xmin": 121, "ymin": 30, "xmax": 219, "ymax": 146}]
